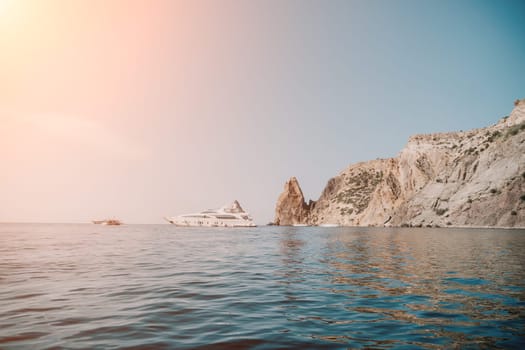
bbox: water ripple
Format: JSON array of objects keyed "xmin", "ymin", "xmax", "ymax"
[{"xmin": 0, "ymin": 224, "xmax": 524, "ymax": 349}]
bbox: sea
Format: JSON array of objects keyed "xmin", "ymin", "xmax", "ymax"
[{"xmin": 0, "ymin": 223, "xmax": 524, "ymax": 349}]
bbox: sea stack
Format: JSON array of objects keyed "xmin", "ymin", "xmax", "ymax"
[{"xmin": 274, "ymin": 177, "xmax": 312, "ymax": 225}]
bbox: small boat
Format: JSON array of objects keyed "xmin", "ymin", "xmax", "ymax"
[
  {"xmin": 92, "ymin": 219, "xmax": 122, "ymax": 226},
  {"xmin": 319, "ymin": 223, "xmax": 339, "ymax": 227},
  {"xmin": 292, "ymin": 224, "xmax": 309, "ymax": 227},
  {"xmin": 165, "ymin": 200, "xmax": 256, "ymax": 227}
]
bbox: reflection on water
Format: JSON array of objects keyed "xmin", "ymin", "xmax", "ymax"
[
  {"xmin": 277, "ymin": 227, "xmax": 525, "ymax": 348},
  {"xmin": 0, "ymin": 224, "xmax": 524, "ymax": 349}
]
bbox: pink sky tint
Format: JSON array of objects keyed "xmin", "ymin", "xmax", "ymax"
[
  {"xmin": 0, "ymin": 0, "xmax": 289, "ymax": 223},
  {"xmin": 0, "ymin": 1, "xmax": 217, "ymax": 222}
]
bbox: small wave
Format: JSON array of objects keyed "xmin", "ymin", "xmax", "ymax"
[
  {"xmin": 161, "ymin": 308, "xmax": 200, "ymax": 317},
  {"xmin": 4, "ymin": 307, "xmax": 63, "ymax": 316},
  {"xmin": 67, "ymin": 325, "xmax": 134, "ymax": 339},
  {"xmin": 189, "ymin": 339, "xmax": 268, "ymax": 350},
  {"xmin": 12, "ymin": 293, "xmax": 45, "ymax": 300},
  {"xmin": 0, "ymin": 332, "xmax": 47, "ymax": 344},
  {"xmin": 444, "ymin": 277, "xmax": 489, "ymax": 286},
  {"xmin": 51, "ymin": 317, "xmax": 90, "ymax": 327},
  {"xmin": 116, "ymin": 342, "xmax": 172, "ymax": 350}
]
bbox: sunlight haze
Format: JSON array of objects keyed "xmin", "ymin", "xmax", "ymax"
[{"xmin": 1, "ymin": 0, "xmax": 524, "ymax": 224}]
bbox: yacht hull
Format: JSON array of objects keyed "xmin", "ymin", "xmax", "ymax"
[
  {"xmin": 164, "ymin": 201, "xmax": 256, "ymax": 227},
  {"xmin": 165, "ymin": 216, "xmax": 256, "ymax": 227}
]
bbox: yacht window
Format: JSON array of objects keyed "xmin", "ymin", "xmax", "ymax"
[{"xmin": 214, "ymin": 215, "xmax": 237, "ymax": 220}]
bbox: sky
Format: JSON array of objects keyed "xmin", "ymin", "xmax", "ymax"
[{"xmin": 1, "ymin": 0, "xmax": 524, "ymax": 224}]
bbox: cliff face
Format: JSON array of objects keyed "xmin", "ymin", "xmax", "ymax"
[{"xmin": 274, "ymin": 99, "xmax": 525, "ymax": 227}]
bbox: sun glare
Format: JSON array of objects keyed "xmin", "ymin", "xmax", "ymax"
[
  {"xmin": 0, "ymin": 0, "xmax": 12, "ymax": 16},
  {"xmin": 0, "ymin": 0, "xmax": 19, "ymax": 24}
]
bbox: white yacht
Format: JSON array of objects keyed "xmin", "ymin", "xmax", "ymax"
[{"xmin": 165, "ymin": 200, "xmax": 256, "ymax": 227}]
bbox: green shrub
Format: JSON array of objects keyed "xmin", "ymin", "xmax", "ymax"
[
  {"xmin": 490, "ymin": 188, "xmax": 498, "ymax": 194},
  {"xmin": 509, "ymin": 127, "xmax": 519, "ymax": 136},
  {"xmin": 435, "ymin": 208, "xmax": 448, "ymax": 216},
  {"xmin": 465, "ymin": 147, "xmax": 480, "ymax": 156},
  {"xmin": 506, "ymin": 122, "xmax": 525, "ymax": 137},
  {"xmin": 510, "ymin": 210, "xmax": 517, "ymax": 216},
  {"xmin": 520, "ymin": 194, "xmax": 525, "ymax": 201},
  {"xmin": 487, "ymin": 130, "xmax": 501, "ymax": 143}
]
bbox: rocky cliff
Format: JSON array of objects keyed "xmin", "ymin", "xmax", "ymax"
[{"xmin": 274, "ymin": 99, "xmax": 525, "ymax": 227}]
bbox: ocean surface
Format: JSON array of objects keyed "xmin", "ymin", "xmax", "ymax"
[{"xmin": 0, "ymin": 224, "xmax": 524, "ymax": 349}]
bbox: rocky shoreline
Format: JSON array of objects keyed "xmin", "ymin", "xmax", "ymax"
[{"xmin": 274, "ymin": 99, "xmax": 525, "ymax": 228}]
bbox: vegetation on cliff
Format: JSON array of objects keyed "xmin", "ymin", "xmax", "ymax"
[{"xmin": 274, "ymin": 99, "xmax": 525, "ymax": 228}]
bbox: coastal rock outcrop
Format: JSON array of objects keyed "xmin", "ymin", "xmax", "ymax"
[
  {"xmin": 274, "ymin": 177, "xmax": 312, "ymax": 225},
  {"xmin": 274, "ymin": 99, "xmax": 525, "ymax": 228}
]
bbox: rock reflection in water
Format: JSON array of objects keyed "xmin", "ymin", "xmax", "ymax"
[{"xmin": 278, "ymin": 227, "xmax": 525, "ymax": 348}]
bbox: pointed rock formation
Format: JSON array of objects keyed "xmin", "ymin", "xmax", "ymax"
[{"xmin": 274, "ymin": 177, "xmax": 312, "ymax": 225}]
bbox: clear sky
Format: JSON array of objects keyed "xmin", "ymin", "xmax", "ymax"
[{"xmin": 1, "ymin": 0, "xmax": 524, "ymax": 224}]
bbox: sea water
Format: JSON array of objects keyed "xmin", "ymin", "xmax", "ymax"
[{"xmin": 0, "ymin": 223, "xmax": 524, "ymax": 349}]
